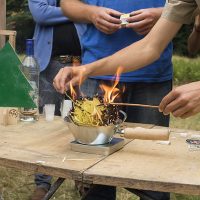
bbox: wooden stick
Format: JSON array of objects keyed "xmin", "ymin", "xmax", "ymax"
[{"xmin": 109, "ymin": 102, "xmax": 159, "ymax": 108}]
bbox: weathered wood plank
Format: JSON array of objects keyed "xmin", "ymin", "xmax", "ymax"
[
  {"xmin": 0, "ymin": 0, "xmax": 6, "ymax": 48},
  {"xmin": 0, "ymin": 117, "xmax": 106, "ymax": 180},
  {"xmin": 1, "ymin": 118, "xmax": 200, "ymax": 195},
  {"xmin": 83, "ymin": 130, "xmax": 200, "ymax": 195}
]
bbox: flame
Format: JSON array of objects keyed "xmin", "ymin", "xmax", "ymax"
[
  {"xmin": 100, "ymin": 67, "xmax": 123, "ymax": 103},
  {"xmin": 69, "ymin": 81, "xmax": 77, "ymax": 100},
  {"xmin": 69, "ymin": 66, "xmax": 124, "ymax": 102}
]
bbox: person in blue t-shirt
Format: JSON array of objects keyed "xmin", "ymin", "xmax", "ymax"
[{"xmin": 61, "ymin": 1, "xmax": 172, "ymax": 200}]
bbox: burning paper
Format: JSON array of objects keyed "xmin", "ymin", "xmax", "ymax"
[{"xmin": 67, "ymin": 67, "xmax": 124, "ymax": 126}]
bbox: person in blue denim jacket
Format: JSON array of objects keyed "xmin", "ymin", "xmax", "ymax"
[
  {"xmin": 28, "ymin": 0, "xmax": 85, "ymax": 199},
  {"xmin": 59, "ymin": 0, "xmax": 173, "ymax": 200}
]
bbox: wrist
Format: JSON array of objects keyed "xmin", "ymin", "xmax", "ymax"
[
  {"xmin": 82, "ymin": 65, "xmax": 91, "ymax": 79},
  {"xmin": 87, "ymin": 6, "xmax": 98, "ymax": 23},
  {"xmin": 155, "ymin": 7, "xmax": 163, "ymax": 18},
  {"xmin": 151, "ymin": 7, "xmax": 163, "ymax": 20}
]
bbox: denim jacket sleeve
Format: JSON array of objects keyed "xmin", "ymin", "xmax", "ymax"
[{"xmin": 28, "ymin": 0, "xmax": 69, "ymax": 25}]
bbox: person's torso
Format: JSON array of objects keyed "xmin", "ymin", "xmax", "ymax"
[
  {"xmin": 81, "ymin": 0, "xmax": 173, "ymax": 82},
  {"xmin": 52, "ymin": 0, "xmax": 81, "ymax": 56},
  {"xmin": 33, "ymin": 0, "xmax": 85, "ymax": 70}
]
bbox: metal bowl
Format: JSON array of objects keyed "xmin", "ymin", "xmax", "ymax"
[
  {"xmin": 65, "ymin": 110, "xmax": 127, "ymax": 145},
  {"xmin": 67, "ymin": 122, "xmax": 115, "ymax": 145}
]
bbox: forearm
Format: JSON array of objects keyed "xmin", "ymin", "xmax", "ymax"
[
  {"xmin": 61, "ymin": 0, "xmax": 96, "ymax": 23},
  {"xmin": 86, "ymin": 37, "xmax": 160, "ymax": 76},
  {"xmin": 85, "ymin": 18, "xmax": 181, "ymax": 76}
]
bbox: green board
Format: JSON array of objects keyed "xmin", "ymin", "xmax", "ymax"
[{"xmin": 0, "ymin": 42, "xmax": 36, "ymax": 108}]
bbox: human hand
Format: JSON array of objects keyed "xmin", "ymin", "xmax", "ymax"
[
  {"xmin": 126, "ymin": 8, "xmax": 163, "ymax": 35},
  {"xmin": 90, "ymin": 6, "xmax": 122, "ymax": 34},
  {"xmin": 159, "ymin": 82, "xmax": 200, "ymax": 118},
  {"xmin": 53, "ymin": 66, "xmax": 89, "ymax": 94}
]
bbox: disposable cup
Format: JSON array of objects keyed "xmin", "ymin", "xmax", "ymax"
[
  {"xmin": 44, "ymin": 104, "xmax": 55, "ymax": 121},
  {"xmin": 60, "ymin": 100, "xmax": 72, "ymax": 119}
]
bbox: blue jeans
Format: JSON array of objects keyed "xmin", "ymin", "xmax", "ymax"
[
  {"xmin": 35, "ymin": 59, "xmax": 67, "ymax": 190},
  {"xmin": 80, "ymin": 78, "xmax": 172, "ymax": 200}
]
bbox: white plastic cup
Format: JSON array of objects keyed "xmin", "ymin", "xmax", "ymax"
[
  {"xmin": 60, "ymin": 100, "xmax": 72, "ymax": 119},
  {"xmin": 44, "ymin": 104, "xmax": 55, "ymax": 121}
]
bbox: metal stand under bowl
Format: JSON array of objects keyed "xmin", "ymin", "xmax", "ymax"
[{"xmin": 70, "ymin": 138, "xmax": 125, "ymax": 155}]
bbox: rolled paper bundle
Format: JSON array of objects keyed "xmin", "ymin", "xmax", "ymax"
[{"xmin": 123, "ymin": 127, "xmax": 170, "ymax": 141}]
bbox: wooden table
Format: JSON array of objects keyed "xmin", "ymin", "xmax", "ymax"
[{"xmin": 0, "ymin": 117, "xmax": 200, "ymax": 199}]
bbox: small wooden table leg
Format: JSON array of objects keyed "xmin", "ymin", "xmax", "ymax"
[{"xmin": 42, "ymin": 177, "xmax": 65, "ymax": 200}]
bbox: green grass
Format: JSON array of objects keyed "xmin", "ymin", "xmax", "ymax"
[{"xmin": 173, "ymin": 55, "xmax": 200, "ymax": 85}]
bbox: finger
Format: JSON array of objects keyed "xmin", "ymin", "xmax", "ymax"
[
  {"xmin": 96, "ymin": 24, "xmax": 116, "ymax": 34},
  {"xmin": 99, "ymin": 16, "xmax": 121, "ymax": 29},
  {"xmin": 53, "ymin": 68, "xmax": 64, "ymax": 92},
  {"xmin": 96, "ymin": 26, "xmax": 115, "ymax": 34},
  {"xmin": 53, "ymin": 81, "xmax": 58, "ymax": 92},
  {"xmin": 135, "ymin": 25, "xmax": 153, "ymax": 35},
  {"xmin": 102, "ymin": 10, "xmax": 122, "ymax": 25},
  {"xmin": 59, "ymin": 68, "xmax": 72, "ymax": 94},
  {"xmin": 97, "ymin": 19, "xmax": 120, "ymax": 32},
  {"xmin": 159, "ymin": 91, "xmax": 177, "ymax": 112},
  {"xmin": 108, "ymin": 9, "xmax": 123, "ymax": 23},
  {"xmin": 128, "ymin": 12, "xmax": 145, "ymax": 23},
  {"xmin": 129, "ymin": 23, "xmax": 152, "ymax": 34},
  {"xmin": 130, "ymin": 9, "xmax": 143, "ymax": 16},
  {"xmin": 180, "ymin": 107, "xmax": 200, "ymax": 119},
  {"xmin": 180, "ymin": 111, "xmax": 194, "ymax": 119},
  {"xmin": 65, "ymin": 77, "xmax": 79, "ymax": 92},
  {"xmin": 162, "ymin": 98, "xmax": 185, "ymax": 115},
  {"xmin": 171, "ymin": 105, "xmax": 189, "ymax": 118},
  {"xmin": 126, "ymin": 19, "xmax": 150, "ymax": 30}
]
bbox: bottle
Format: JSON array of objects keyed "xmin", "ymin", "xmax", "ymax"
[{"xmin": 20, "ymin": 39, "xmax": 39, "ymax": 122}]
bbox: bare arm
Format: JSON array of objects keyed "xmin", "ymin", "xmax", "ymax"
[
  {"xmin": 86, "ymin": 18, "xmax": 182, "ymax": 76},
  {"xmin": 53, "ymin": 18, "xmax": 182, "ymax": 93}
]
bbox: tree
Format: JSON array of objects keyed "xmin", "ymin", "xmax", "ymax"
[
  {"xmin": 7, "ymin": 0, "xmax": 28, "ymax": 15},
  {"xmin": 7, "ymin": 0, "xmax": 35, "ymax": 53}
]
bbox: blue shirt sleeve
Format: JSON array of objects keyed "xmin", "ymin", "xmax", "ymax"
[{"xmin": 28, "ymin": 0, "xmax": 69, "ymax": 25}]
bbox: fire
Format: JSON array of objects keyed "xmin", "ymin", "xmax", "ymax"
[
  {"xmin": 100, "ymin": 67, "xmax": 124, "ymax": 103},
  {"xmin": 69, "ymin": 67, "xmax": 124, "ymax": 103},
  {"xmin": 69, "ymin": 81, "xmax": 77, "ymax": 100}
]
